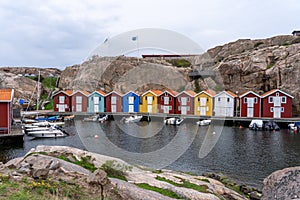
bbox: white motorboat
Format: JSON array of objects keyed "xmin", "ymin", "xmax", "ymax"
[
  {"xmin": 123, "ymin": 115, "xmax": 143, "ymax": 123},
  {"xmin": 32, "ymin": 121, "xmax": 51, "ymax": 126},
  {"xmin": 22, "ymin": 118, "xmax": 38, "ymax": 123},
  {"xmin": 196, "ymin": 119, "xmax": 211, "ymax": 126},
  {"xmin": 30, "ymin": 132, "xmax": 67, "ymax": 138},
  {"xmin": 164, "ymin": 117, "xmax": 183, "ymax": 125},
  {"xmin": 31, "ymin": 121, "xmax": 64, "ymax": 127},
  {"xmin": 288, "ymin": 122, "xmax": 300, "ymax": 131},
  {"xmin": 98, "ymin": 114, "xmax": 108, "ymax": 122},
  {"xmin": 27, "ymin": 128, "xmax": 66, "ymax": 138},
  {"xmin": 25, "ymin": 126, "xmax": 56, "ymax": 133},
  {"xmin": 249, "ymin": 119, "xmax": 263, "ymax": 131}
]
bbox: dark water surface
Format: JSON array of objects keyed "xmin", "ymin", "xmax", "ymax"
[{"xmin": 1, "ymin": 119, "xmax": 300, "ymax": 190}]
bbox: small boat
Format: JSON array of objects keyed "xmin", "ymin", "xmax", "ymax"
[
  {"xmin": 288, "ymin": 122, "xmax": 300, "ymax": 131},
  {"xmin": 249, "ymin": 119, "xmax": 263, "ymax": 131},
  {"xmin": 32, "ymin": 121, "xmax": 51, "ymax": 126},
  {"xmin": 98, "ymin": 114, "xmax": 108, "ymax": 122},
  {"xmin": 263, "ymin": 120, "xmax": 280, "ymax": 131},
  {"xmin": 31, "ymin": 121, "xmax": 64, "ymax": 127},
  {"xmin": 29, "ymin": 132, "xmax": 67, "ymax": 138},
  {"xmin": 35, "ymin": 115, "xmax": 60, "ymax": 121},
  {"xmin": 27, "ymin": 127, "xmax": 66, "ymax": 138},
  {"xmin": 197, "ymin": 119, "xmax": 211, "ymax": 126},
  {"xmin": 24, "ymin": 126, "xmax": 57, "ymax": 133},
  {"xmin": 123, "ymin": 115, "xmax": 142, "ymax": 123},
  {"xmin": 22, "ymin": 118, "xmax": 38, "ymax": 123},
  {"xmin": 164, "ymin": 117, "xmax": 183, "ymax": 125}
]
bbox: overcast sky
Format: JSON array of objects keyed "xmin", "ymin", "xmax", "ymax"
[{"xmin": 0, "ymin": 0, "xmax": 299, "ymax": 68}]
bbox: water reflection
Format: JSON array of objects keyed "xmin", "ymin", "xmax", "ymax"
[{"xmin": 1, "ymin": 120, "xmax": 300, "ymax": 190}]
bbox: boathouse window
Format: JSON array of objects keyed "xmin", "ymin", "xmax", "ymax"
[
  {"xmin": 281, "ymin": 107, "xmax": 284, "ymax": 112},
  {"xmin": 198, "ymin": 98, "xmax": 200, "ymax": 102},
  {"xmin": 254, "ymin": 97, "xmax": 258, "ymax": 104},
  {"xmin": 276, "ymin": 92, "xmax": 279, "ymax": 96},
  {"xmin": 227, "ymin": 98, "xmax": 230, "ymax": 102},
  {"xmin": 281, "ymin": 96, "xmax": 286, "ymax": 103},
  {"xmin": 218, "ymin": 97, "xmax": 221, "ymax": 102},
  {"xmin": 187, "ymin": 97, "xmax": 190, "ymax": 102},
  {"xmin": 244, "ymin": 98, "xmax": 247, "ymax": 103},
  {"xmin": 269, "ymin": 96, "xmax": 274, "ymax": 103},
  {"xmin": 270, "ymin": 107, "xmax": 274, "ymax": 112}
]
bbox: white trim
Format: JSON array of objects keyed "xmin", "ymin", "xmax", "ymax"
[
  {"xmin": 106, "ymin": 91, "xmax": 123, "ymax": 97},
  {"xmin": 195, "ymin": 91, "xmax": 215, "ymax": 97},
  {"xmin": 141, "ymin": 90, "xmax": 162, "ymax": 97},
  {"xmin": 72, "ymin": 90, "xmax": 90, "ymax": 97},
  {"xmin": 261, "ymin": 89, "xmax": 294, "ymax": 99},
  {"xmin": 88, "ymin": 91, "xmax": 106, "ymax": 97},
  {"xmin": 122, "ymin": 91, "xmax": 138, "ymax": 97},
  {"xmin": 239, "ymin": 91, "xmax": 261, "ymax": 98}
]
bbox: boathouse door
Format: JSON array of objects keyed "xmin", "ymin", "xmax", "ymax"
[
  {"xmin": 94, "ymin": 97, "xmax": 99, "ymax": 112},
  {"xmin": 247, "ymin": 98, "xmax": 254, "ymax": 117},
  {"xmin": 76, "ymin": 96, "xmax": 82, "ymax": 112},
  {"xmin": 273, "ymin": 96, "xmax": 281, "ymax": 118},
  {"xmin": 129, "ymin": 105, "xmax": 134, "ymax": 112},
  {"xmin": 111, "ymin": 105, "xmax": 116, "ymax": 113},
  {"xmin": 128, "ymin": 97, "xmax": 134, "ymax": 112},
  {"xmin": 200, "ymin": 107, "xmax": 206, "ymax": 115},
  {"xmin": 273, "ymin": 107, "xmax": 281, "ymax": 118},
  {"xmin": 200, "ymin": 97, "xmax": 206, "ymax": 115},
  {"xmin": 181, "ymin": 106, "xmax": 187, "ymax": 115},
  {"xmin": 58, "ymin": 105, "xmax": 65, "ymax": 112},
  {"xmin": 163, "ymin": 106, "xmax": 169, "ymax": 114},
  {"xmin": 147, "ymin": 96, "xmax": 153, "ymax": 113}
]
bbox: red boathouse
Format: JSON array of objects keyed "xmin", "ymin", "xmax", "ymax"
[
  {"xmin": 0, "ymin": 89, "xmax": 14, "ymax": 134},
  {"xmin": 261, "ymin": 89, "xmax": 293, "ymax": 118}
]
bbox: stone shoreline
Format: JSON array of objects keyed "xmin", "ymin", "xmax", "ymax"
[
  {"xmin": 0, "ymin": 145, "xmax": 253, "ymax": 200},
  {"xmin": 1, "ymin": 145, "xmax": 298, "ymax": 199}
]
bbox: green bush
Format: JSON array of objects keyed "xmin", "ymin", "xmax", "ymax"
[
  {"xmin": 167, "ymin": 59, "xmax": 191, "ymax": 68},
  {"xmin": 42, "ymin": 77, "xmax": 58, "ymax": 89}
]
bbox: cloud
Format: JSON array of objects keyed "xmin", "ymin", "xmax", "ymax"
[{"xmin": 0, "ymin": 0, "xmax": 299, "ymax": 68}]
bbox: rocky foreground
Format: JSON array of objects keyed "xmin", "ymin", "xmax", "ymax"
[{"xmin": 0, "ymin": 145, "xmax": 298, "ymax": 200}]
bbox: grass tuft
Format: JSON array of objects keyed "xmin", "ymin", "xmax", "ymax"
[
  {"xmin": 156, "ymin": 176, "xmax": 208, "ymax": 193},
  {"xmin": 136, "ymin": 183, "xmax": 181, "ymax": 199}
]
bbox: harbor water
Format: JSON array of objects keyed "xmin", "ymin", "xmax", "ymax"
[{"xmin": 1, "ymin": 119, "xmax": 300, "ymax": 190}]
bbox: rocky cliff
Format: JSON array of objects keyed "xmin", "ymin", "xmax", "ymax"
[
  {"xmin": 58, "ymin": 35, "xmax": 300, "ymax": 115},
  {"xmin": 1, "ymin": 35, "xmax": 300, "ymax": 114}
]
